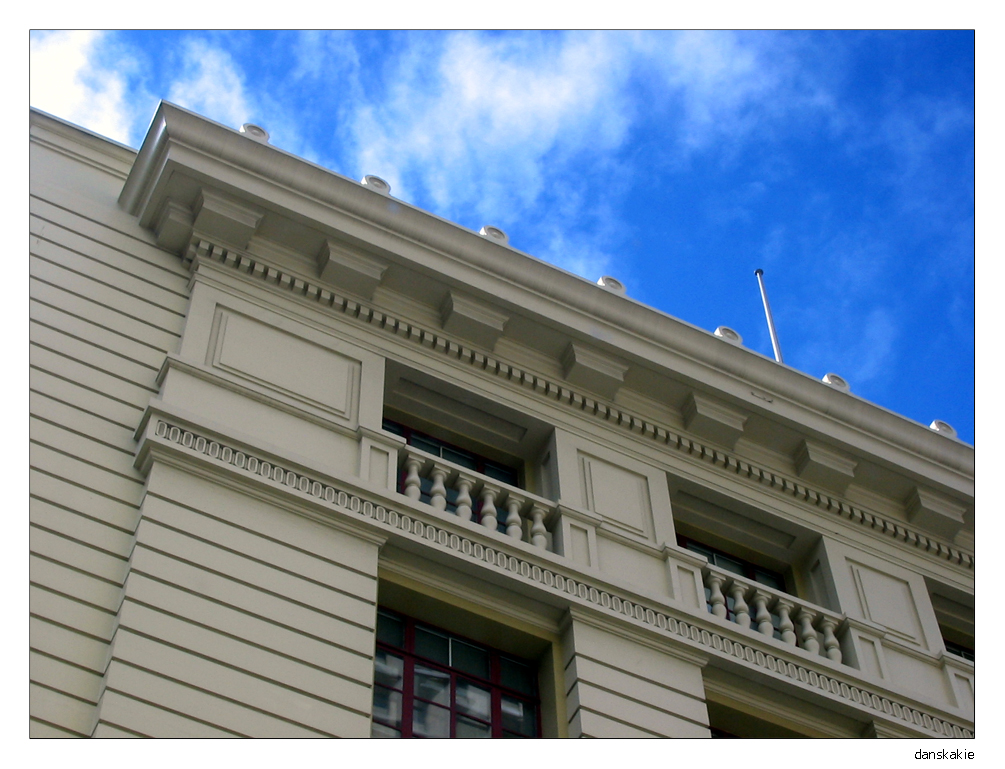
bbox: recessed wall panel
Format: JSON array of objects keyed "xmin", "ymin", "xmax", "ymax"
[{"xmin": 212, "ymin": 310, "xmax": 361, "ymax": 425}]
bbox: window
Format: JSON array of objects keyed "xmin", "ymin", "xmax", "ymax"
[
  {"xmin": 679, "ymin": 536, "xmax": 787, "ymax": 591},
  {"xmin": 706, "ymin": 699, "xmax": 812, "ymax": 738},
  {"xmin": 926, "ymin": 580, "xmax": 974, "ymax": 664},
  {"xmin": 371, "ymin": 609, "xmax": 540, "ymax": 738},
  {"xmin": 943, "ymin": 638, "xmax": 974, "ymax": 662},
  {"xmin": 384, "ymin": 419, "xmax": 520, "ymax": 487}
]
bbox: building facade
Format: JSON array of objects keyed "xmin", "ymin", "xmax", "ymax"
[{"xmin": 29, "ymin": 104, "xmax": 975, "ymax": 738}]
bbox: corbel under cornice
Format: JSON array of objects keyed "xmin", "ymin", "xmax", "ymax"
[
  {"xmin": 682, "ymin": 391, "xmax": 748, "ymax": 450},
  {"xmin": 440, "ymin": 290, "xmax": 509, "ymax": 350},
  {"xmin": 318, "ymin": 239, "xmax": 389, "ymax": 300},
  {"xmin": 192, "ymin": 188, "xmax": 264, "ymax": 250},
  {"xmin": 560, "ymin": 342, "xmax": 628, "ymax": 401},
  {"xmin": 905, "ymin": 487, "xmax": 967, "ymax": 543},
  {"xmin": 794, "ymin": 439, "xmax": 858, "ymax": 495}
]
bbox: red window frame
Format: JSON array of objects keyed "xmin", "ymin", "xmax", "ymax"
[{"xmin": 371, "ymin": 609, "xmax": 541, "ymax": 738}]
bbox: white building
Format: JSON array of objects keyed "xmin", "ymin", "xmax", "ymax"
[{"xmin": 29, "ymin": 103, "xmax": 974, "ymax": 738}]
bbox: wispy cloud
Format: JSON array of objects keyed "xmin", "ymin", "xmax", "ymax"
[
  {"xmin": 29, "ymin": 31, "xmax": 138, "ymax": 145},
  {"xmin": 167, "ymin": 39, "xmax": 254, "ymax": 131},
  {"xmin": 335, "ymin": 31, "xmax": 841, "ymax": 279},
  {"xmin": 348, "ymin": 32, "xmax": 632, "ymax": 226}
]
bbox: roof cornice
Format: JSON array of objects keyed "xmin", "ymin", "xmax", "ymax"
[
  {"xmin": 118, "ymin": 102, "xmax": 974, "ymax": 487},
  {"xmin": 30, "ymin": 107, "xmax": 137, "ymax": 180}
]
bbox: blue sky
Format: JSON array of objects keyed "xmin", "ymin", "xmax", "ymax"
[{"xmin": 29, "ymin": 30, "xmax": 975, "ymax": 445}]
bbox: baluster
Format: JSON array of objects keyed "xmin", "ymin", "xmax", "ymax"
[
  {"xmin": 479, "ymin": 485, "xmax": 499, "ymax": 530},
  {"xmin": 752, "ymin": 591, "xmax": 774, "ymax": 636},
  {"xmin": 820, "ymin": 616, "xmax": 842, "ymax": 663},
  {"xmin": 529, "ymin": 504, "xmax": 548, "ymax": 549},
  {"xmin": 455, "ymin": 474, "xmax": 475, "ymax": 521},
  {"xmin": 775, "ymin": 598, "xmax": 797, "ymax": 645},
  {"xmin": 428, "ymin": 464, "xmax": 448, "ymax": 511},
  {"xmin": 403, "ymin": 455, "xmax": 423, "ymax": 501},
  {"xmin": 707, "ymin": 573, "xmax": 727, "ymax": 619},
  {"xmin": 504, "ymin": 495, "xmax": 523, "ymax": 540},
  {"xmin": 729, "ymin": 582, "xmax": 751, "ymax": 629},
  {"xmin": 796, "ymin": 607, "xmax": 820, "ymax": 654}
]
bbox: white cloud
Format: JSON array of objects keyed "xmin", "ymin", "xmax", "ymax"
[
  {"xmin": 167, "ymin": 40, "xmax": 253, "ymax": 131},
  {"xmin": 336, "ymin": 31, "xmax": 838, "ymax": 278},
  {"xmin": 348, "ymin": 32, "xmax": 634, "ymax": 231},
  {"xmin": 29, "ymin": 31, "xmax": 136, "ymax": 145}
]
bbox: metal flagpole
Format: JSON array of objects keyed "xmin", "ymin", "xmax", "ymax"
[{"xmin": 754, "ymin": 269, "xmax": 784, "ymax": 363}]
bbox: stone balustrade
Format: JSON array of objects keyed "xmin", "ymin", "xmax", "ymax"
[
  {"xmin": 398, "ymin": 446, "xmax": 556, "ymax": 552},
  {"xmin": 701, "ymin": 564, "xmax": 846, "ymax": 664}
]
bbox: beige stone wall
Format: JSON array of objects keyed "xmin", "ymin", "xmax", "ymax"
[
  {"xmin": 93, "ymin": 463, "xmax": 382, "ymax": 737},
  {"xmin": 29, "ymin": 115, "xmax": 187, "ymax": 737},
  {"xmin": 562, "ymin": 609, "xmax": 709, "ymax": 737}
]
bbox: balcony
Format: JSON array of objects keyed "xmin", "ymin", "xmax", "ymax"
[
  {"xmin": 699, "ymin": 561, "xmax": 847, "ymax": 665},
  {"xmin": 398, "ymin": 445, "xmax": 558, "ymax": 553}
]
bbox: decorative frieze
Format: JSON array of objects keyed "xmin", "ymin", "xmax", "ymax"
[
  {"xmin": 143, "ymin": 417, "xmax": 974, "ymax": 739},
  {"xmin": 182, "ymin": 238, "xmax": 975, "ymax": 572}
]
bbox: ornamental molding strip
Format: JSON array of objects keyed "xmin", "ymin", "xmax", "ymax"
[
  {"xmin": 183, "ymin": 238, "xmax": 974, "ymax": 572},
  {"xmin": 140, "ymin": 417, "xmax": 973, "ymax": 739}
]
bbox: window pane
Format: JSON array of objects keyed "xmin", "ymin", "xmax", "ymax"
[
  {"xmin": 483, "ymin": 461, "xmax": 518, "ymax": 486},
  {"xmin": 501, "ymin": 695, "xmax": 536, "ymax": 736},
  {"xmin": 684, "ymin": 541, "xmax": 716, "ymax": 561},
  {"xmin": 414, "ymin": 664, "xmax": 451, "ymax": 706},
  {"xmin": 412, "ymin": 700, "xmax": 451, "ymax": 738},
  {"xmin": 499, "ymin": 657, "xmax": 536, "ymax": 696},
  {"xmin": 415, "ymin": 627, "xmax": 450, "ymax": 665},
  {"xmin": 373, "ymin": 685, "xmax": 403, "ymax": 728},
  {"xmin": 753, "ymin": 568, "xmax": 785, "ymax": 591},
  {"xmin": 382, "ymin": 419, "xmax": 405, "ymax": 437},
  {"xmin": 456, "ymin": 679, "xmax": 491, "ymax": 721},
  {"xmin": 456, "ymin": 715, "xmax": 492, "ymax": 738},
  {"xmin": 443, "ymin": 446, "xmax": 477, "ymax": 470},
  {"xmin": 451, "ymin": 639, "xmax": 490, "ymax": 679},
  {"xmin": 371, "ymin": 722, "xmax": 401, "ymax": 738},
  {"xmin": 374, "ymin": 650, "xmax": 404, "ymax": 689},
  {"xmin": 713, "ymin": 553, "xmax": 746, "ymax": 576},
  {"xmin": 376, "ymin": 612, "xmax": 404, "ymax": 648},
  {"xmin": 412, "ymin": 434, "xmax": 441, "ymax": 456}
]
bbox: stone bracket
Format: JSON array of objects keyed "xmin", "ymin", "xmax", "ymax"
[
  {"xmin": 153, "ymin": 199, "xmax": 195, "ymax": 254},
  {"xmin": 192, "ymin": 187, "xmax": 265, "ymax": 249},
  {"xmin": 681, "ymin": 391, "xmax": 747, "ymax": 449},
  {"xmin": 440, "ymin": 290, "xmax": 509, "ymax": 350},
  {"xmin": 905, "ymin": 487, "xmax": 966, "ymax": 541},
  {"xmin": 794, "ymin": 439, "xmax": 858, "ymax": 494},
  {"xmin": 560, "ymin": 342, "xmax": 628, "ymax": 400},
  {"xmin": 317, "ymin": 239, "xmax": 389, "ymax": 300}
]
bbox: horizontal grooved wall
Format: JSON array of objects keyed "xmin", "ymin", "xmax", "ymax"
[{"xmin": 29, "ymin": 134, "xmax": 188, "ymax": 737}]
